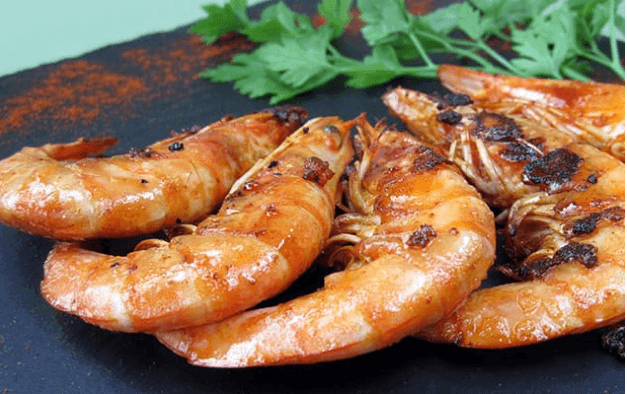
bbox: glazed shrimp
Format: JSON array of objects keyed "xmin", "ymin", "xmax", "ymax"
[
  {"xmin": 155, "ymin": 118, "xmax": 496, "ymax": 367},
  {"xmin": 40, "ymin": 117, "xmax": 355, "ymax": 333},
  {"xmin": 437, "ymin": 64, "xmax": 625, "ymax": 160},
  {"xmin": 417, "ymin": 143, "xmax": 624, "ymax": 348},
  {"xmin": 382, "ymin": 86, "xmax": 577, "ymax": 209},
  {"xmin": 0, "ymin": 107, "xmax": 306, "ymax": 240}
]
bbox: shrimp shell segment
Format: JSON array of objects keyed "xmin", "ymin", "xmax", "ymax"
[
  {"xmin": 40, "ymin": 116, "xmax": 355, "ymax": 333},
  {"xmin": 155, "ymin": 117, "xmax": 496, "ymax": 367}
]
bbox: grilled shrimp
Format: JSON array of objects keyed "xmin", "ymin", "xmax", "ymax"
[
  {"xmin": 382, "ymin": 86, "xmax": 576, "ymax": 209},
  {"xmin": 383, "ymin": 84, "xmax": 624, "ymax": 347},
  {"xmin": 0, "ymin": 107, "xmax": 306, "ymax": 240},
  {"xmin": 40, "ymin": 117, "xmax": 355, "ymax": 333},
  {"xmin": 418, "ymin": 143, "xmax": 624, "ymax": 348},
  {"xmin": 155, "ymin": 117, "xmax": 496, "ymax": 367},
  {"xmin": 437, "ymin": 65, "xmax": 625, "ymax": 160}
]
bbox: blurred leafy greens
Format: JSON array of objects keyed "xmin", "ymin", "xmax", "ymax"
[{"xmin": 190, "ymin": 0, "xmax": 625, "ymax": 104}]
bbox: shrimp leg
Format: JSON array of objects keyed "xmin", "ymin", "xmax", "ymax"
[
  {"xmin": 0, "ymin": 107, "xmax": 306, "ymax": 240},
  {"xmin": 155, "ymin": 117, "xmax": 496, "ymax": 367},
  {"xmin": 40, "ymin": 117, "xmax": 355, "ymax": 333}
]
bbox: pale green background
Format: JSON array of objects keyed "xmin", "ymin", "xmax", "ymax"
[
  {"xmin": 0, "ymin": 0, "xmax": 266, "ymax": 77},
  {"xmin": 0, "ymin": 1, "xmax": 623, "ymax": 78}
]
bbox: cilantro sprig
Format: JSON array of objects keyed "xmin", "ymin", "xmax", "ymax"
[{"xmin": 191, "ymin": 0, "xmax": 625, "ymax": 104}]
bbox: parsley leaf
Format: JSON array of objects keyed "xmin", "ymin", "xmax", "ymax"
[
  {"xmin": 189, "ymin": 0, "xmax": 250, "ymax": 44},
  {"xmin": 318, "ymin": 0, "xmax": 355, "ymax": 38}
]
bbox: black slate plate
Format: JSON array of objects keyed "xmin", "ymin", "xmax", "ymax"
[{"xmin": 0, "ymin": 1, "xmax": 624, "ymax": 393}]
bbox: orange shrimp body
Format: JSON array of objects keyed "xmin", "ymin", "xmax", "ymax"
[
  {"xmin": 40, "ymin": 117, "xmax": 355, "ymax": 333},
  {"xmin": 437, "ymin": 65, "xmax": 625, "ymax": 161},
  {"xmin": 155, "ymin": 118, "xmax": 496, "ymax": 367},
  {"xmin": 0, "ymin": 107, "xmax": 306, "ymax": 240},
  {"xmin": 418, "ymin": 143, "xmax": 624, "ymax": 348}
]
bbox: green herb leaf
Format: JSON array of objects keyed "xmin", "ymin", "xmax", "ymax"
[
  {"xmin": 255, "ymin": 27, "xmax": 335, "ymax": 87},
  {"xmin": 318, "ymin": 0, "xmax": 355, "ymax": 38},
  {"xmin": 189, "ymin": 0, "xmax": 250, "ymax": 44}
]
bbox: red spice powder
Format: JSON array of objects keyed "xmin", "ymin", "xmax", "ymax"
[
  {"xmin": 0, "ymin": 33, "xmax": 256, "ymax": 136},
  {"xmin": 122, "ymin": 33, "xmax": 257, "ymax": 84},
  {"xmin": 0, "ymin": 61, "xmax": 147, "ymax": 134}
]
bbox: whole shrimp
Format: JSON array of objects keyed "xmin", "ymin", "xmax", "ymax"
[
  {"xmin": 40, "ymin": 116, "xmax": 355, "ymax": 333},
  {"xmin": 437, "ymin": 65, "xmax": 625, "ymax": 161},
  {"xmin": 418, "ymin": 143, "xmax": 624, "ymax": 348},
  {"xmin": 155, "ymin": 117, "xmax": 496, "ymax": 367},
  {"xmin": 383, "ymin": 85, "xmax": 624, "ymax": 348},
  {"xmin": 382, "ymin": 86, "xmax": 577, "ymax": 209},
  {"xmin": 0, "ymin": 107, "xmax": 306, "ymax": 240}
]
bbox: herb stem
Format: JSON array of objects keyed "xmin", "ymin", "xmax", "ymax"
[
  {"xmin": 474, "ymin": 40, "xmax": 522, "ymax": 75},
  {"xmin": 413, "ymin": 31, "xmax": 500, "ymax": 72},
  {"xmin": 607, "ymin": 0, "xmax": 625, "ymax": 78},
  {"xmin": 561, "ymin": 66, "xmax": 591, "ymax": 81},
  {"xmin": 407, "ymin": 33, "xmax": 437, "ymax": 68}
]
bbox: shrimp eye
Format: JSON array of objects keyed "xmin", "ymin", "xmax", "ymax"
[{"xmin": 322, "ymin": 124, "xmax": 343, "ymax": 148}]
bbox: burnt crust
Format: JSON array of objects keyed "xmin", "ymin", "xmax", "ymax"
[
  {"xmin": 523, "ymin": 148, "xmax": 584, "ymax": 190},
  {"xmin": 436, "ymin": 110, "xmax": 462, "ymax": 125},
  {"xmin": 407, "ymin": 224, "xmax": 437, "ymax": 248},
  {"xmin": 262, "ymin": 105, "xmax": 308, "ymax": 126},
  {"xmin": 564, "ymin": 207, "xmax": 625, "ymax": 238},
  {"xmin": 302, "ymin": 157, "xmax": 334, "ymax": 186},
  {"xmin": 429, "ymin": 92, "xmax": 474, "ymax": 109},
  {"xmin": 411, "ymin": 146, "xmax": 448, "ymax": 173},
  {"xmin": 473, "ymin": 111, "xmax": 522, "ymax": 141},
  {"xmin": 499, "ymin": 242, "xmax": 598, "ymax": 280},
  {"xmin": 499, "ymin": 138, "xmax": 544, "ymax": 162},
  {"xmin": 601, "ymin": 323, "xmax": 625, "ymax": 360}
]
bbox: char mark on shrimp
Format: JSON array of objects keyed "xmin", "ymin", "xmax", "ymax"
[
  {"xmin": 411, "ymin": 146, "xmax": 448, "ymax": 173},
  {"xmin": 262, "ymin": 105, "xmax": 308, "ymax": 126},
  {"xmin": 500, "ymin": 242, "xmax": 598, "ymax": 280},
  {"xmin": 601, "ymin": 323, "xmax": 625, "ymax": 360},
  {"xmin": 564, "ymin": 207, "xmax": 625, "ymax": 238},
  {"xmin": 500, "ymin": 138, "xmax": 544, "ymax": 162},
  {"xmin": 429, "ymin": 91, "xmax": 474, "ymax": 109},
  {"xmin": 523, "ymin": 148, "xmax": 584, "ymax": 190},
  {"xmin": 473, "ymin": 111, "xmax": 522, "ymax": 141},
  {"xmin": 406, "ymin": 225, "xmax": 437, "ymax": 248},
  {"xmin": 302, "ymin": 157, "xmax": 334, "ymax": 186},
  {"xmin": 436, "ymin": 110, "xmax": 462, "ymax": 125}
]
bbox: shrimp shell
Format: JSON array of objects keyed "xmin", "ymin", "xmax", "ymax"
[
  {"xmin": 40, "ymin": 117, "xmax": 355, "ymax": 333},
  {"xmin": 417, "ymin": 144, "xmax": 624, "ymax": 348},
  {"xmin": 0, "ymin": 107, "xmax": 306, "ymax": 240},
  {"xmin": 437, "ymin": 65, "xmax": 625, "ymax": 161},
  {"xmin": 155, "ymin": 117, "xmax": 496, "ymax": 367}
]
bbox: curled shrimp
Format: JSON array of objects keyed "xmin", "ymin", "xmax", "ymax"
[
  {"xmin": 155, "ymin": 117, "xmax": 496, "ymax": 367},
  {"xmin": 437, "ymin": 65, "xmax": 625, "ymax": 161},
  {"xmin": 417, "ymin": 143, "xmax": 624, "ymax": 348},
  {"xmin": 0, "ymin": 107, "xmax": 306, "ymax": 240},
  {"xmin": 40, "ymin": 116, "xmax": 355, "ymax": 333}
]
